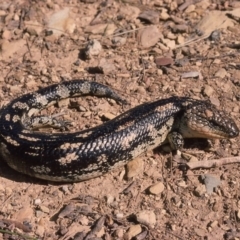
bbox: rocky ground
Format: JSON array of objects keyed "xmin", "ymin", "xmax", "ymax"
[{"xmin": 0, "ymin": 0, "xmax": 240, "ymax": 239}]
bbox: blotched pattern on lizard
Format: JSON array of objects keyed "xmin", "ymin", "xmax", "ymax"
[{"xmin": 0, "ymin": 80, "xmax": 238, "ymax": 182}]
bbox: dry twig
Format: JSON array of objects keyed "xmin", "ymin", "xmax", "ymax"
[{"xmin": 186, "ymin": 156, "xmax": 240, "ymax": 170}]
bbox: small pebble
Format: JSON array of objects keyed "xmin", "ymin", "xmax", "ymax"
[
  {"xmin": 114, "ymin": 228, "xmax": 124, "ymax": 238},
  {"xmin": 181, "ymin": 71, "xmax": 200, "ymax": 79},
  {"xmin": 135, "ymin": 210, "xmax": 156, "ymax": 228},
  {"xmin": 161, "ymin": 38, "xmax": 175, "ymax": 49},
  {"xmin": 35, "ymin": 225, "xmax": 45, "ymax": 238},
  {"xmin": 209, "ymin": 220, "xmax": 218, "ymax": 228},
  {"xmin": 215, "ymin": 68, "xmax": 227, "ymax": 78},
  {"xmin": 194, "ymin": 228, "xmax": 206, "ymax": 237},
  {"xmin": 61, "ymin": 185, "xmax": 70, "ymax": 194},
  {"xmin": 115, "ymin": 212, "xmax": 124, "ymax": 219},
  {"xmin": 47, "ymin": 8, "xmax": 75, "ymax": 35},
  {"xmin": 210, "ymin": 30, "xmax": 221, "ymax": 41},
  {"xmin": 160, "ymin": 9, "xmax": 170, "ymax": 20},
  {"xmin": 138, "ymin": 10, "xmax": 159, "ymax": 24},
  {"xmin": 203, "ymin": 85, "xmax": 214, "ymax": 97},
  {"xmin": 58, "ymin": 98, "xmax": 69, "ymax": 108},
  {"xmin": 79, "ymin": 215, "xmax": 89, "ymax": 225},
  {"xmin": 34, "ymin": 199, "xmax": 42, "ymax": 205},
  {"xmin": 138, "ymin": 26, "xmax": 161, "ymax": 48},
  {"xmin": 185, "ymin": 4, "xmax": 196, "ymax": 13},
  {"xmin": 177, "ymin": 180, "xmax": 188, "ymax": 188},
  {"xmin": 177, "ymin": 35, "xmax": 185, "ymax": 44},
  {"xmin": 172, "ymin": 24, "xmax": 188, "ymax": 33},
  {"xmin": 5, "ymin": 187, "xmax": 12, "ymax": 195},
  {"xmin": 126, "ymin": 157, "xmax": 143, "ymax": 179},
  {"xmin": 35, "ymin": 210, "xmax": 44, "ymax": 218},
  {"xmin": 58, "ymin": 204, "xmax": 75, "ymax": 218},
  {"xmin": 209, "ymin": 97, "xmax": 220, "ymax": 107},
  {"xmin": 101, "ymin": 112, "xmax": 116, "ymax": 120},
  {"xmin": 106, "ymin": 195, "xmax": 114, "ymax": 205},
  {"xmin": 194, "ymin": 184, "xmax": 206, "ymax": 197},
  {"xmin": 2, "ymin": 30, "xmax": 11, "ymax": 39},
  {"xmin": 201, "ymin": 174, "xmax": 221, "ymax": 194},
  {"xmin": 127, "ymin": 224, "xmax": 142, "ymax": 239},
  {"xmin": 175, "ymin": 57, "xmax": 189, "ymax": 67},
  {"xmin": 155, "ymin": 57, "xmax": 174, "ymax": 67},
  {"xmin": 112, "ymin": 36, "xmax": 126, "ymax": 46},
  {"xmin": 148, "ymin": 182, "xmax": 165, "ymax": 195},
  {"xmin": 0, "ymin": 10, "xmax": 6, "ymax": 16},
  {"xmin": 85, "ymin": 39, "xmax": 102, "ymax": 58},
  {"xmin": 39, "ymin": 205, "xmax": 50, "ymax": 214}
]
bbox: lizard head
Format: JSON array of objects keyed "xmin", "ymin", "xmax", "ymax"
[{"xmin": 180, "ymin": 100, "xmax": 239, "ymax": 139}]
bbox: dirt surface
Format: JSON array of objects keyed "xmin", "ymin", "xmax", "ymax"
[{"xmin": 0, "ymin": 0, "xmax": 240, "ymax": 239}]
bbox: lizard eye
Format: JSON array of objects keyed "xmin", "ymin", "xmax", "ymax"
[{"xmin": 208, "ymin": 119, "xmax": 222, "ymax": 129}]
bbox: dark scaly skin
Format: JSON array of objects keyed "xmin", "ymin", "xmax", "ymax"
[{"xmin": 0, "ymin": 80, "xmax": 238, "ymax": 182}]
